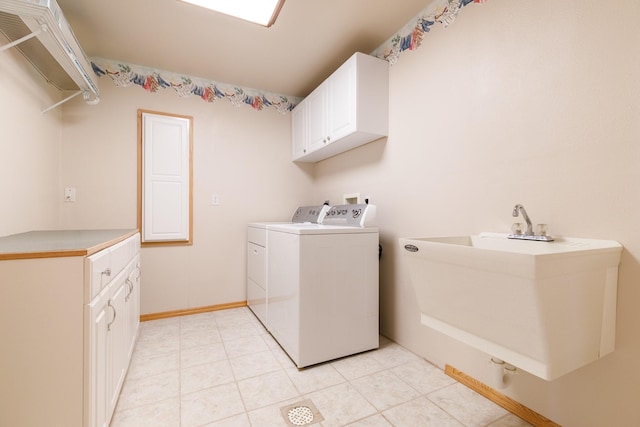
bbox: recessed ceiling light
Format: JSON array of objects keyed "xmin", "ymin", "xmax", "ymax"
[{"xmin": 178, "ymin": 0, "xmax": 286, "ymax": 27}]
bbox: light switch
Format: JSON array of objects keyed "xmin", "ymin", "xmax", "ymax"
[{"xmin": 64, "ymin": 187, "xmax": 76, "ymax": 203}]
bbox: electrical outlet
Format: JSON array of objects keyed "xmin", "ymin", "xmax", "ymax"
[
  {"xmin": 344, "ymin": 193, "xmax": 360, "ymax": 204},
  {"xmin": 64, "ymin": 187, "xmax": 76, "ymax": 202},
  {"xmin": 211, "ymin": 194, "xmax": 220, "ymax": 205}
]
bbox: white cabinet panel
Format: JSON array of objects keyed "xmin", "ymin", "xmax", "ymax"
[
  {"xmin": 327, "ymin": 57, "xmax": 356, "ymax": 141},
  {"xmin": 306, "ymin": 85, "xmax": 329, "ymax": 152},
  {"xmin": 292, "ymin": 52, "xmax": 389, "ymax": 163},
  {"xmin": 141, "ymin": 112, "xmax": 192, "ymax": 243},
  {"xmin": 291, "ymin": 102, "xmax": 308, "ymax": 159},
  {"xmin": 108, "ymin": 273, "xmax": 128, "ymax": 415},
  {"xmin": 126, "ymin": 256, "xmax": 141, "ymax": 359},
  {"xmin": 87, "ymin": 288, "xmax": 110, "ymax": 427}
]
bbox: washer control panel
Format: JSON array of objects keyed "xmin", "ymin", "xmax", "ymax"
[
  {"xmin": 322, "ymin": 204, "xmax": 376, "ymax": 227},
  {"xmin": 291, "ymin": 205, "xmax": 330, "ymax": 223}
]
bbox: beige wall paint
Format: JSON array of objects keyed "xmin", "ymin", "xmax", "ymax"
[
  {"xmin": 314, "ymin": 0, "xmax": 640, "ymax": 425},
  {"xmin": 60, "ymin": 82, "xmax": 315, "ymax": 314},
  {"xmin": 3, "ymin": 0, "xmax": 640, "ymax": 423},
  {"xmin": 0, "ymin": 35, "xmax": 63, "ymax": 237}
]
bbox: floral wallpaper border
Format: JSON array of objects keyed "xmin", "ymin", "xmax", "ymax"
[
  {"xmin": 90, "ymin": 0, "xmax": 486, "ymax": 113},
  {"xmin": 371, "ymin": 0, "xmax": 487, "ymax": 64},
  {"xmin": 91, "ymin": 58, "xmax": 302, "ymax": 114}
]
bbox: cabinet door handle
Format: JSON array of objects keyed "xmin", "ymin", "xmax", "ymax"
[
  {"xmin": 101, "ymin": 268, "xmax": 111, "ymax": 277},
  {"xmin": 327, "ymin": 136, "xmax": 331, "ymax": 142},
  {"xmin": 135, "ymin": 263, "xmax": 141, "ymax": 280},
  {"xmin": 125, "ymin": 278, "xmax": 133, "ymax": 302},
  {"xmin": 107, "ymin": 300, "xmax": 116, "ymax": 331}
]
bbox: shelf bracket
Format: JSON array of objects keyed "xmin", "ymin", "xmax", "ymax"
[
  {"xmin": 0, "ymin": 26, "xmax": 44, "ymax": 53},
  {"xmin": 41, "ymin": 90, "xmax": 83, "ymax": 114}
]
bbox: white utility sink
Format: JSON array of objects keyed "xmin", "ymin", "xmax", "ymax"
[{"xmin": 400, "ymin": 232, "xmax": 622, "ymax": 380}]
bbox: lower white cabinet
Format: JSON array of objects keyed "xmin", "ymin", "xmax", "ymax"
[
  {"xmin": 87, "ymin": 287, "xmax": 110, "ymax": 427},
  {"xmin": 0, "ymin": 229, "xmax": 140, "ymax": 427},
  {"xmin": 86, "ymin": 237, "xmax": 140, "ymax": 427}
]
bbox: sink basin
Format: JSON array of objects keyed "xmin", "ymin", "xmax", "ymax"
[{"xmin": 400, "ymin": 232, "xmax": 622, "ymax": 380}]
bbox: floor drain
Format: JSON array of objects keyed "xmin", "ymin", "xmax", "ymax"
[
  {"xmin": 287, "ymin": 405, "xmax": 314, "ymax": 425},
  {"xmin": 280, "ymin": 399, "xmax": 324, "ymax": 427}
]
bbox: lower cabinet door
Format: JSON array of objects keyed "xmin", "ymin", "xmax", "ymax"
[
  {"xmin": 87, "ymin": 289, "xmax": 111, "ymax": 427},
  {"xmin": 108, "ymin": 275, "xmax": 129, "ymax": 415},
  {"xmin": 126, "ymin": 256, "xmax": 141, "ymax": 359},
  {"xmin": 87, "ymin": 270, "xmax": 129, "ymax": 427}
]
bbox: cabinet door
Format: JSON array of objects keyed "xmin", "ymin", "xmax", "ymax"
[
  {"xmin": 327, "ymin": 57, "xmax": 356, "ymax": 141},
  {"xmin": 108, "ymin": 276, "xmax": 128, "ymax": 417},
  {"xmin": 126, "ymin": 256, "xmax": 141, "ymax": 359},
  {"xmin": 289, "ymin": 53, "xmax": 389, "ymax": 163},
  {"xmin": 291, "ymin": 102, "xmax": 308, "ymax": 160},
  {"xmin": 306, "ymin": 84, "xmax": 329, "ymax": 153},
  {"xmin": 140, "ymin": 111, "xmax": 193, "ymax": 244},
  {"xmin": 87, "ymin": 289, "xmax": 111, "ymax": 427}
]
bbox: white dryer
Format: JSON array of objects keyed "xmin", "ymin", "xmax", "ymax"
[
  {"xmin": 249, "ymin": 203, "xmax": 379, "ymax": 368},
  {"xmin": 246, "ymin": 204, "xmax": 330, "ymax": 327}
]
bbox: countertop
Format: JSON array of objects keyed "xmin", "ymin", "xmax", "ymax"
[{"xmin": 0, "ymin": 229, "xmax": 138, "ymax": 260}]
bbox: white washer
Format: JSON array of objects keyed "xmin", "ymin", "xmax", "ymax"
[{"xmin": 249, "ymin": 204, "xmax": 379, "ymax": 368}]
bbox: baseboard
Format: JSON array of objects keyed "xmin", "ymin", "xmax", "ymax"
[
  {"xmin": 140, "ymin": 301, "xmax": 247, "ymax": 322},
  {"xmin": 444, "ymin": 364, "xmax": 561, "ymax": 427}
]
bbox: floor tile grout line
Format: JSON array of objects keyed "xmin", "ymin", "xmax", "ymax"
[
  {"xmin": 423, "ymin": 382, "xmax": 497, "ymax": 427},
  {"xmin": 114, "ymin": 308, "xmax": 522, "ymax": 427},
  {"xmin": 217, "ymin": 310, "xmax": 268, "ymax": 425}
]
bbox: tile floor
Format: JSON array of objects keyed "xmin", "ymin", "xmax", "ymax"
[{"xmin": 110, "ymin": 307, "xmax": 532, "ymax": 427}]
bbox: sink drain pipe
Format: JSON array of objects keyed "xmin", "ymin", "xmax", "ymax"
[{"xmin": 490, "ymin": 357, "xmax": 517, "ymax": 389}]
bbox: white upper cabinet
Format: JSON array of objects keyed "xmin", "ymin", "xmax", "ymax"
[
  {"xmin": 306, "ymin": 86, "xmax": 329, "ymax": 153},
  {"xmin": 291, "ymin": 100, "xmax": 308, "ymax": 159},
  {"xmin": 292, "ymin": 52, "xmax": 389, "ymax": 163},
  {"xmin": 327, "ymin": 57, "xmax": 357, "ymax": 141}
]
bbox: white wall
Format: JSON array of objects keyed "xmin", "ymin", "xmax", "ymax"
[
  {"xmin": 0, "ymin": 35, "xmax": 63, "ymax": 237},
  {"xmin": 314, "ymin": 0, "xmax": 640, "ymax": 425},
  {"xmin": 60, "ymin": 82, "xmax": 315, "ymax": 314}
]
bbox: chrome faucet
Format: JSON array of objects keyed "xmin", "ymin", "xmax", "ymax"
[
  {"xmin": 509, "ymin": 204, "xmax": 554, "ymax": 241},
  {"xmin": 512, "ymin": 204, "xmax": 533, "ymax": 236}
]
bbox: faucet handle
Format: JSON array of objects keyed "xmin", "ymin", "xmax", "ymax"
[
  {"xmin": 511, "ymin": 223, "xmax": 525, "ymax": 235},
  {"xmin": 536, "ymin": 224, "xmax": 549, "ymax": 237}
]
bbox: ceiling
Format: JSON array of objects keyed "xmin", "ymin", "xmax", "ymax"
[{"xmin": 56, "ymin": 0, "xmax": 430, "ymax": 98}]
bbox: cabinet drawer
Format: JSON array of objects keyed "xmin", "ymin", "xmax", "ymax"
[
  {"xmin": 110, "ymin": 238, "xmax": 135, "ymax": 280},
  {"xmin": 86, "ymin": 235, "xmax": 140, "ymax": 302},
  {"xmin": 86, "ymin": 249, "xmax": 111, "ymax": 300},
  {"xmin": 247, "ymin": 242, "xmax": 266, "ymax": 288},
  {"xmin": 247, "ymin": 226, "xmax": 266, "ymax": 246}
]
